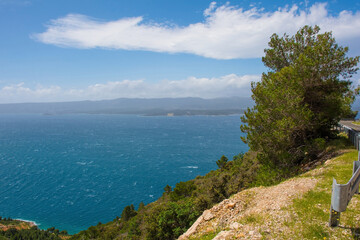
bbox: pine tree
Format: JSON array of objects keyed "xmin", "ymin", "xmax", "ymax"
[{"xmin": 241, "ymin": 25, "xmax": 359, "ymax": 167}]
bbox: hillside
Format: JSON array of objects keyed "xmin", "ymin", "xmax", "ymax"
[
  {"xmin": 0, "ymin": 218, "xmax": 69, "ymax": 240},
  {"xmin": 0, "ymin": 218, "xmax": 35, "ymax": 231},
  {"xmin": 179, "ymin": 150, "xmax": 360, "ymax": 240},
  {"xmin": 0, "ymin": 97, "xmax": 253, "ymax": 115}
]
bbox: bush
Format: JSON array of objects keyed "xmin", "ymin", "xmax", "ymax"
[
  {"xmin": 216, "ymin": 155, "xmax": 228, "ymax": 169},
  {"xmin": 121, "ymin": 204, "xmax": 137, "ymax": 221},
  {"xmin": 170, "ymin": 181, "xmax": 196, "ymax": 201}
]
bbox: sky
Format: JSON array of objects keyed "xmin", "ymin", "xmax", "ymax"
[{"xmin": 1, "ymin": 0, "xmax": 360, "ymax": 103}]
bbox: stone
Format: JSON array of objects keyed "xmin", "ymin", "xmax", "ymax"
[
  {"xmin": 203, "ymin": 210, "xmax": 214, "ymax": 221},
  {"xmin": 229, "ymin": 222, "xmax": 242, "ymax": 230},
  {"xmin": 213, "ymin": 230, "xmax": 233, "ymax": 240},
  {"xmin": 237, "ymin": 233, "xmax": 245, "ymax": 238},
  {"xmin": 226, "ymin": 202, "xmax": 236, "ymax": 209}
]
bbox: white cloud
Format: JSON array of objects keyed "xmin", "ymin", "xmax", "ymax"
[
  {"xmin": 32, "ymin": 2, "xmax": 360, "ymax": 59},
  {"xmin": 0, "ymin": 74, "xmax": 260, "ymax": 103},
  {"xmin": 0, "ymin": 83, "xmax": 63, "ymax": 103}
]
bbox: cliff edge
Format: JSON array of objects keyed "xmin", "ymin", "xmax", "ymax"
[{"xmin": 179, "ymin": 150, "xmax": 360, "ymax": 240}]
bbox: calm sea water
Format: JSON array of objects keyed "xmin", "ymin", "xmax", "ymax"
[{"xmin": 0, "ymin": 114, "xmax": 248, "ymax": 234}]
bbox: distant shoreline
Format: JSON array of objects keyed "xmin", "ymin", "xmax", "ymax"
[
  {"xmin": 0, "ymin": 112, "xmax": 245, "ymax": 117},
  {"xmin": 0, "ymin": 217, "xmax": 38, "ymax": 232},
  {"xmin": 0, "ymin": 97, "xmax": 253, "ymax": 115},
  {"xmin": 14, "ymin": 218, "xmax": 38, "ymax": 227}
]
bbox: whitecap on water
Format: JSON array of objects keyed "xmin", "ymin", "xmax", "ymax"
[{"xmin": 181, "ymin": 166, "xmax": 198, "ymax": 169}]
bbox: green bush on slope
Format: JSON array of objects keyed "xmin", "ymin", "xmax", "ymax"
[{"xmin": 0, "ymin": 225, "xmax": 67, "ymax": 240}]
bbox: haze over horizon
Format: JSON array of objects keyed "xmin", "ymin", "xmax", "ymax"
[{"xmin": 1, "ymin": 0, "xmax": 360, "ymax": 103}]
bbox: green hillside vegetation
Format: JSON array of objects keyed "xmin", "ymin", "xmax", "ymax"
[
  {"xmin": 0, "ymin": 218, "xmax": 68, "ymax": 240},
  {"xmin": 0, "ymin": 227, "xmax": 64, "ymax": 240},
  {"xmin": 1, "ymin": 25, "xmax": 359, "ymax": 240},
  {"xmin": 0, "ymin": 217, "xmax": 24, "ymax": 228}
]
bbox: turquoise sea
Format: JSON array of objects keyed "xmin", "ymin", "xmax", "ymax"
[{"xmin": 0, "ymin": 114, "xmax": 248, "ymax": 234}]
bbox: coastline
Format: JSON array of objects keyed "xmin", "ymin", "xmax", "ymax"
[
  {"xmin": 14, "ymin": 218, "xmax": 38, "ymax": 227},
  {"xmin": 0, "ymin": 218, "xmax": 37, "ymax": 231}
]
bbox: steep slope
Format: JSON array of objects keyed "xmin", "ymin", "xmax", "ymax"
[{"xmin": 179, "ymin": 150, "xmax": 360, "ymax": 239}]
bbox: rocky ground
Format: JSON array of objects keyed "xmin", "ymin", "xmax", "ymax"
[{"xmin": 179, "ymin": 150, "xmax": 360, "ymax": 240}]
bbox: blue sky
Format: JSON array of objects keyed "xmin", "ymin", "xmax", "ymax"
[{"xmin": 1, "ymin": 0, "xmax": 360, "ymax": 103}]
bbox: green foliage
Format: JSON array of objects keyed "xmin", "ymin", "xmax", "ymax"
[
  {"xmin": 138, "ymin": 202, "xmax": 145, "ymax": 212},
  {"xmin": 145, "ymin": 199, "xmax": 200, "ymax": 240},
  {"xmin": 242, "ymin": 66, "xmax": 313, "ymax": 167},
  {"xmin": 0, "ymin": 218, "xmax": 17, "ymax": 226},
  {"xmin": 121, "ymin": 204, "xmax": 137, "ymax": 221},
  {"xmin": 304, "ymin": 137, "xmax": 326, "ymax": 161},
  {"xmin": 194, "ymin": 231, "xmax": 220, "ymax": 240},
  {"xmin": 170, "ymin": 181, "xmax": 196, "ymax": 201},
  {"xmin": 163, "ymin": 185, "xmax": 172, "ymax": 194},
  {"xmin": 216, "ymin": 155, "xmax": 228, "ymax": 169},
  {"xmin": 207, "ymin": 173, "xmax": 229, "ymax": 202},
  {"xmin": 46, "ymin": 227, "xmax": 55, "ymax": 233},
  {"xmin": 241, "ymin": 25, "xmax": 359, "ymax": 168},
  {"xmin": 232, "ymin": 152, "xmax": 244, "ymax": 166},
  {"xmin": 128, "ymin": 217, "xmax": 141, "ymax": 237},
  {"xmin": 253, "ymin": 161, "xmax": 292, "ymax": 187},
  {"xmin": 0, "ymin": 217, "xmax": 69, "ymax": 240},
  {"xmin": 0, "ymin": 225, "xmax": 63, "ymax": 240}
]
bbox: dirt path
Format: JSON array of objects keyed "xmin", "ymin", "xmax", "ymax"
[{"xmin": 179, "ymin": 176, "xmax": 318, "ymax": 239}]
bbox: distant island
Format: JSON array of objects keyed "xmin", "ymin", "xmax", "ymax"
[
  {"xmin": 0, "ymin": 97, "xmax": 253, "ymax": 116},
  {"xmin": 144, "ymin": 109, "xmax": 245, "ymax": 116}
]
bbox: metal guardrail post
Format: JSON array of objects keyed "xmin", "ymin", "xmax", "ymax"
[
  {"xmin": 354, "ymin": 161, "xmax": 360, "ymax": 194},
  {"xmin": 338, "ymin": 123, "xmax": 360, "ymax": 150},
  {"xmin": 329, "ymin": 161, "xmax": 360, "ymax": 227}
]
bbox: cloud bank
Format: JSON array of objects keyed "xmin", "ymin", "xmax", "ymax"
[
  {"xmin": 33, "ymin": 2, "xmax": 360, "ymax": 59},
  {"xmin": 0, "ymin": 74, "xmax": 259, "ymax": 103}
]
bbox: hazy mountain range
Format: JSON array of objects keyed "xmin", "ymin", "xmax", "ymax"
[{"xmin": 0, "ymin": 97, "xmax": 254, "ymax": 116}]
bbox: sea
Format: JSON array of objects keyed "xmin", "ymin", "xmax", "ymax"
[{"xmin": 0, "ymin": 114, "xmax": 248, "ymax": 234}]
